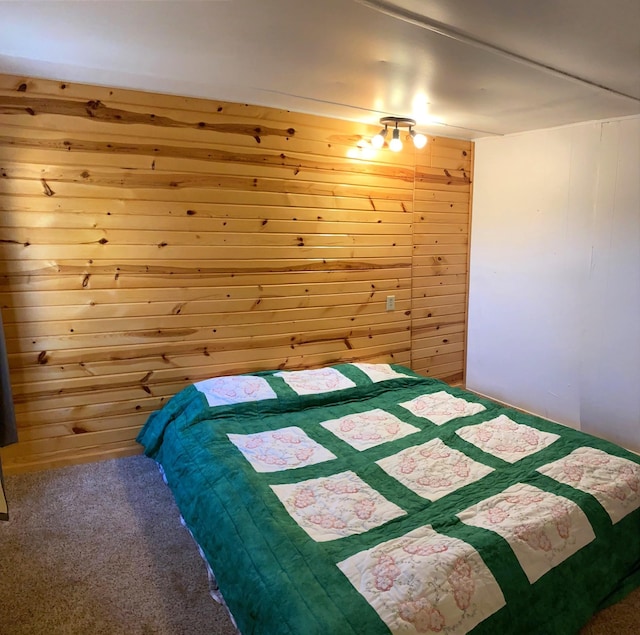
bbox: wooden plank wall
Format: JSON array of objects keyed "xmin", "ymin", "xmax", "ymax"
[
  {"xmin": 0, "ymin": 73, "xmax": 472, "ymax": 473},
  {"xmin": 412, "ymin": 143, "xmax": 472, "ymax": 381}
]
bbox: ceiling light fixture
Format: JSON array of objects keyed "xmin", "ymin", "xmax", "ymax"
[
  {"xmin": 389, "ymin": 124, "xmax": 403, "ymax": 151},
  {"xmin": 410, "ymin": 128, "xmax": 428, "ymax": 149},
  {"xmin": 371, "ymin": 117, "xmax": 427, "ymax": 152},
  {"xmin": 370, "ymin": 125, "xmax": 387, "ymax": 149}
]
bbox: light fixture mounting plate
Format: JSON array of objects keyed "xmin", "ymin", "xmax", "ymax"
[{"xmin": 379, "ymin": 116, "xmax": 416, "ymax": 128}]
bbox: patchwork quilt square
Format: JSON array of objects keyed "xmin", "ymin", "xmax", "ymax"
[
  {"xmin": 457, "ymin": 483, "xmax": 595, "ymax": 583},
  {"xmin": 271, "ymin": 471, "xmax": 405, "ymax": 542},
  {"xmin": 376, "ymin": 438, "xmax": 494, "ymax": 501},
  {"xmin": 350, "ymin": 363, "xmax": 415, "ymax": 383},
  {"xmin": 320, "ymin": 408, "xmax": 420, "ymax": 451},
  {"xmin": 274, "ymin": 367, "xmax": 356, "ymax": 395},
  {"xmin": 338, "ymin": 524, "xmax": 505, "ymax": 635},
  {"xmin": 228, "ymin": 427, "xmax": 336, "ymax": 472},
  {"xmin": 399, "ymin": 390, "xmax": 486, "ymax": 425},
  {"xmin": 456, "ymin": 415, "xmax": 560, "ymax": 463},
  {"xmin": 537, "ymin": 447, "xmax": 640, "ymax": 523},
  {"xmin": 194, "ymin": 375, "xmax": 277, "ymax": 407}
]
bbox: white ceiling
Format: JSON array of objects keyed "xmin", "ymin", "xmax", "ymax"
[{"xmin": 1, "ymin": 0, "xmax": 639, "ymax": 139}]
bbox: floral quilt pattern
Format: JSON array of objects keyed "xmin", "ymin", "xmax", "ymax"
[
  {"xmin": 537, "ymin": 447, "xmax": 640, "ymax": 523},
  {"xmin": 194, "ymin": 375, "xmax": 277, "ymax": 407},
  {"xmin": 274, "ymin": 367, "xmax": 356, "ymax": 395},
  {"xmin": 271, "ymin": 471, "xmax": 406, "ymax": 542},
  {"xmin": 350, "ymin": 363, "xmax": 415, "ymax": 383},
  {"xmin": 228, "ymin": 427, "xmax": 337, "ymax": 472},
  {"xmin": 399, "ymin": 390, "xmax": 486, "ymax": 425},
  {"xmin": 376, "ymin": 438, "xmax": 494, "ymax": 501},
  {"xmin": 456, "ymin": 415, "xmax": 560, "ymax": 463},
  {"xmin": 457, "ymin": 482, "xmax": 595, "ymax": 583},
  {"xmin": 320, "ymin": 408, "xmax": 420, "ymax": 451},
  {"xmin": 338, "ymin": 524, "xmax": 506, "ymax": 635}
]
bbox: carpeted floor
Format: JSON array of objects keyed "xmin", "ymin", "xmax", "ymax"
[
  {"xmin": 0, "ymin": 469, "xmax": 7, "ymax": 520},
  {"xmin": 0, "ymin": 454, "xmax": 237, "ymax": 635},
  {"xmin": 0, "ymin": 454, "xmax": 638, "ymax": 634}
]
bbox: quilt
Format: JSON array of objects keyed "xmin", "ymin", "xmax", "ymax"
[{"xmin": 137, "ymin": 363, "xmax": 640, "ymax": 635}]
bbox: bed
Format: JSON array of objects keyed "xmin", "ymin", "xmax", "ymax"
[{"xmin": 137, "ymin": 363, "xmax": 640, "ymax": 635}]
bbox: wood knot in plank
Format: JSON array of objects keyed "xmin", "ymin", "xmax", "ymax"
[
  {"xmin": 85, "ymin": 100, "xmax": 102, "ymax": 117},
  {"xmin": 40, "ymin": 179, "xmax": 55, "ymax": 197},
  {"xmin": 140, "ymin": 371, "xmax": 153, "ymax": 394}
]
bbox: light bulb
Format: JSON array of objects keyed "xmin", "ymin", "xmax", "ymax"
[
  {"xmin": 389, "ymin": 127, "xmax": 402, "ymax": 152},
  {"xmin": 371, "ymin": 134, "xmax": 385, "ymax": 149},
  {"xmin": 371, "ymin": 126, "xmax": 387, "ymax": 149},
  {"xmin": 412, "ymin": 132, "xmax": 427, "ymax": 149}
]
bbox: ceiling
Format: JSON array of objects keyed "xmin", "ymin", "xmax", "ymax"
[{"xmin": 1, "ymin": 0, "xmax": 639, "ymax": 139}]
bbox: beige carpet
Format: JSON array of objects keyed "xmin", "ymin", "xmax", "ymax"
[
  {"xmin": 0, "ymin": 470, "xmax": 7, "ymax": 520},
  {"xmin": 0, "ymin": 454, "xmax": 638, "ymax": 634},
  {"xmin": 0, "ymin": 455, "xmax": 237, "ymax": 635}
]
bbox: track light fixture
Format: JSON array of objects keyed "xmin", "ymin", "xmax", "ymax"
[{"xmin": 371, "ymin": 117, "xmax": 427, "ymax": 152}]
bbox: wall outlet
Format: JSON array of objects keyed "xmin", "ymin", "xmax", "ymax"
[{"xmin": 386, "ymin": 295, "xmax": 396, "ymax": 311}]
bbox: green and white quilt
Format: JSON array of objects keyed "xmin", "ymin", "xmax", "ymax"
[{"xmin": 137, "ymin": 363, "xmax": 640, "ymax": 635}]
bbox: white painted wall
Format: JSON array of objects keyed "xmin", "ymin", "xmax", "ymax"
[{"xmin": 467, "ymin": 116, "xmax": 640, "ymax": 451}]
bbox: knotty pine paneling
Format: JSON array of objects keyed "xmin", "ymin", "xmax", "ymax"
[
  {"xmin": 412, "ymin": 137, "xmax": 473, "ymax": 383},
  {"xmin": 0, "ymin": 73, "xmax": 472, "ymax": 472}
]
